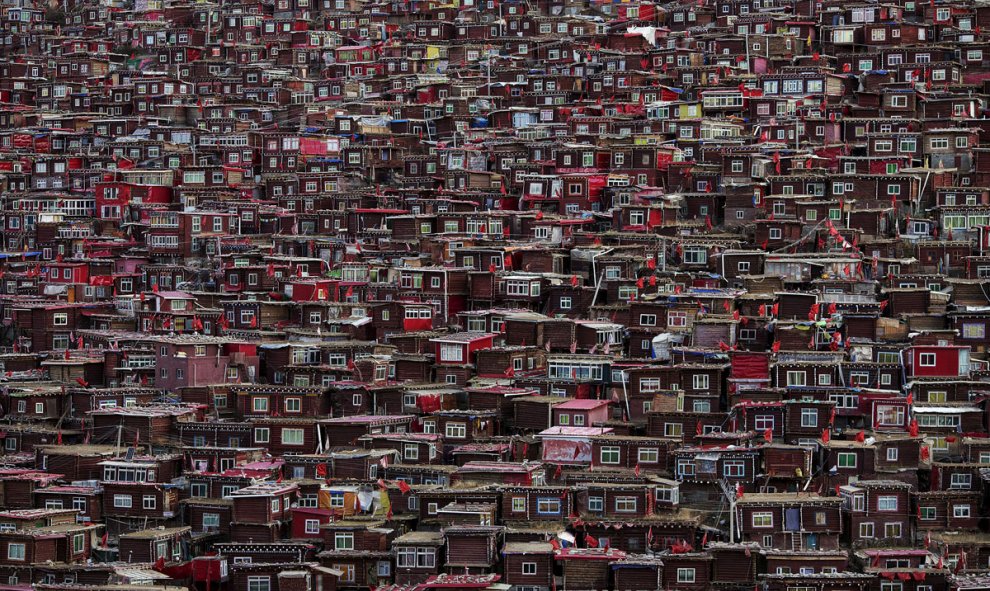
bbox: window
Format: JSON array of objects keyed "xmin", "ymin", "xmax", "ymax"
[
  {"xmin": 335, "ymin": 532, "xmax": 354, "ymax": 550},
  {"xmin": 7, "ymin": 544, "xmax": 25, "ymax": 561},
  {"xmin": 753, "ymin": 512, "xmax": 773, "ymax": 527},
  {"xmin": 615, "ymin": 497, "xmax": 637, "ymax": 512},
  {"xmin": 143, "ymin": 495, "xmax": 156, "ymax": 509},
  {"xmin": 600, "ymin": 447, "xmax": 620, "ymax": 464},
  {"xmin": 396, "ymin": 547, "xmax": 416, "ymax": 568},
  {"xmin": 724, "ymin": 460, "xmax": 746, "ymax": 478},
  {"xmin": 676, "ymin": 459, "xmax": 695, "ymax": 477},
  {"xmin": 445, "ymin": 423, "xmax": 466, "ymax": 438},
  {"xmin": 692, "ymin": 374, "xmax": 709, "ymax": 390},
  {"xmin": 683, "ymin": 247, "xmax": 707, "ymax": 264},
  {"xmin": 886, "ymin": 447, "xmax": 899, "ymax": 461},
  {"xmin": 878, "ymin": 496, "xmax": 898, "ymax": 511},
  {"xmin": 113, "ymin": 494, "xmax": 132, "ymax": 508},
  {"xmin": 963, "ymin": 323, "xmax": 985, "ymax": 339},
  {"xmin": 302, "ymin": 519, "xmax": 321, "ymax": 534},
  {"xmin": 247, "ymin": 576, "xmax": 271, "ymax": 591},
  {"xmin": 252, "ymin": 397, "xmax": 269, "ymax": 412},
  {"xmin": 537, "ymin": 498, "xmax": 561, "ymax": 514},
  {"xmin": 754, "ymin": 415, "xmax": 774, "ymax": 431},
  {"xmin": 254, "ymin": 428, "xmax": 270, "ymax": 443},
  {"xmin": 919, "ymin": 353, "xmax": 936, "ymax": 367},
  {"xmin": 837, "ymin": 453, "xmax": 857, "ymax": 468},
  {"xmin": 512, "ymin": 497, "xmax": 526, "ymax": 513},
  {"xmin": 668, "ymin": 312, "xmax": 688, "ymax": 327},
  {"xmin": 801, "ymin": 408, "xmax": 818, "ymax": 427},
  {"xmin": 439, "ymin": 343, "xmax": 464, "ymax": 363},
  {"xmin": 638, "ymin": 448, "xmax": 659, "ymax": 463},
  {"xmin": 950, "ymin": 474, "xmax": 972, "ymax": 489},
  {"xmin": 786, "ymin": 371, "xmax": 807, "ymax": 387},
  {"xmin": 640, "ymin": 314, "xmax": 657, "ymax": 326},
  {"xmin": 885, "ymin": 523, "xmax": 902, "ymax": 538},
  {"xmin": 588, "ymin": 497, "xmax": 604, "ymax": 512},
  {"xmin": 412, "ymin": 548, "xmax": 435, "ymax": 568},
  {"xmin": 677, "ymin": 568, "xmax": 696, "ymax": 583},
  {"xmin": 282, "ymin": 428, "xmax": 304, "ymax": 445},
  {"xmin": 860, "ymin": 522, "xmax": 874, "ymax": 538},
  {"xmin": 522, "ymin": 562, "xmax": 537, "ymax": 575}
]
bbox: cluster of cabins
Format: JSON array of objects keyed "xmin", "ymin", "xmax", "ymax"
[{"xmin": 7, "ymin": 0, "xmax": 990, "ymax": 589}]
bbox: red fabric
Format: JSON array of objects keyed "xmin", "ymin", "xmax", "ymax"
[
  {"xmin": 416, "ymin": 394, "xmax": 441, "ymax": 413},
  {"xmin": 731, "ymin": 353, "xmax": 769, "ymax": 379},
  {"xmin": 161, "ymin": 561, "xmax": 193, "ymax": 579},
  {"xmin": 299, "ymin": 138, "xmax": 329, "ymax": 155}
]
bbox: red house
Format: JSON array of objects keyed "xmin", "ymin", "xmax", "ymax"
[
  {"xmin": 552, "ymin": 399, "xmax": 612, "ymax": 428},
  {"xmin": 44, "ymin": 262, "xmax": 88, "ymax": 284},
  {"xmin": 402, "ymin": 303, "xmax": 434, "ymax": 332},
  {"xmin": 284, "ymin": 279, "xmax": 334, "ymax": 302},
  {"xmin": 291, "ymin": 506, "xmax": 332, "ymax": 539},
  {"xmin": 95, "ymin": 181, "xmax": 172, "ymax": 221},
  {"xmin": 904, "ymin": 345, "xmax": 971, "ymax": 378},
  {"xmin": 431, "ymin": 332, "xmax": 497, "ymax": 366}
]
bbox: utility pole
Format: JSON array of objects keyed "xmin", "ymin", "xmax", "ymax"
[{"xmin": 718, "ymin": 479, "xmax": 737, "ymax": 542}]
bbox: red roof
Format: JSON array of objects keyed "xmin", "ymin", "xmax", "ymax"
[{"xmin": 554, "ymin": 398, "xmax": 611, "ymax": 410}]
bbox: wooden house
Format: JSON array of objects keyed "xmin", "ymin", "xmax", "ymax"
[{"xmin": 735, "ymin": 493, "xmax": 843, "ymax": 550}]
